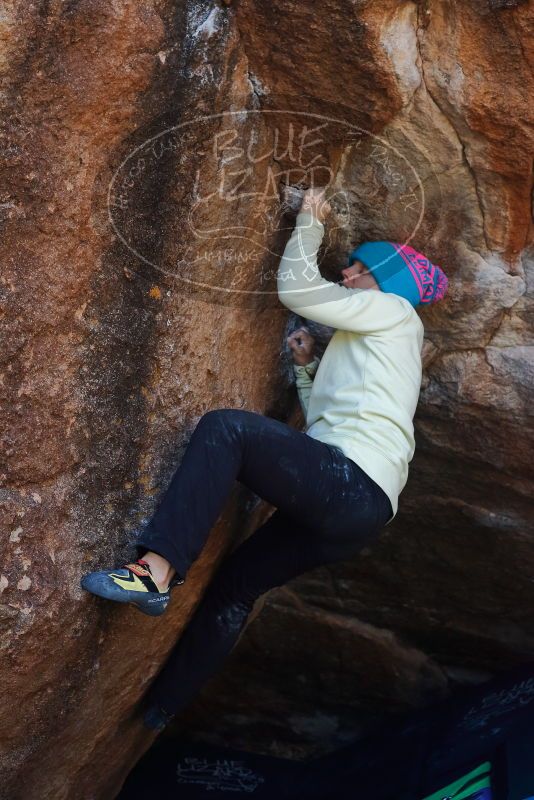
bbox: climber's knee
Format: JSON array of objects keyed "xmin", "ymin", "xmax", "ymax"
[
  {"xmin": 197, "ymin": 408, "xmax": 242, "ymax": 432},
  {"xmin": 196, "ymin": 408, "xmax": 250, "ymax": 447},
  {"xmin": 197, "ymin": 408, "xmax": 226, "ymax": 428}
]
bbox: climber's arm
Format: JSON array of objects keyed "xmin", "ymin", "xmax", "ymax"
[
  {"xmin": 277, "ymin": 211, "xmax": 409, "ymax": 333},
  {"xmin": 286, "ymin": 326, "xmax": 319, "ymax": 419},
  {"xmin": 293, "ymin": 355, "xmax": 321, "ymax": 419}
]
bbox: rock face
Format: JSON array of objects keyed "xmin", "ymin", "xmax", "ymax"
[{"xmin": 0, "ymin": 0, "xmax": 532, "ymax": 796}]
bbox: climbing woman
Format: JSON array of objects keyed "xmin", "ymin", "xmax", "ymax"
[{"xmin": 81, "ymin": 187, "xmax": 448, "ymax": 731}]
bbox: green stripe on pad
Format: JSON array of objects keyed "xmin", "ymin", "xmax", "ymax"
[{"xmin": 422, "ymin": 761, "xmax": 491, "ymax": 800}]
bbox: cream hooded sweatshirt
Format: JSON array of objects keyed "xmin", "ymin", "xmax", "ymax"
[{"xmin": 277, "ymin": 211, "xmax": 424, "ymax": 524}]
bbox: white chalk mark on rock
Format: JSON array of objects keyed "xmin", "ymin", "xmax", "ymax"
[{"xmin": 9, "ymin": 527, "xmax": 22, "ymax": 542}]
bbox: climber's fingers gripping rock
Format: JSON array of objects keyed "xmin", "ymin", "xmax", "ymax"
[
  {"xmin": 301, "ymin": 187, "xmax": 332, "ymax": 224},
  {"xmin": 287, "ymin": 327, "xmax": 316, "ymax": 366}
]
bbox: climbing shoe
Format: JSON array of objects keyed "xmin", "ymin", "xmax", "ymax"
[{"xmin": 81, "ymin": 558, "xmax": 184, "ymax": 617}]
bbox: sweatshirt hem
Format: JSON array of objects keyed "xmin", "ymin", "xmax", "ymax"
[{"xmin": 306, "ymin": 432, "xmax": 402, "ymax": 525}]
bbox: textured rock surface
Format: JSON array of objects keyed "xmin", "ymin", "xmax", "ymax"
[{"xmin": 0, "ymin": 0, "xmax": 532, "ymax": 795}]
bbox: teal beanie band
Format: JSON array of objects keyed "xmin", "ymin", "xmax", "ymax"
[{"xmin": 348, "ymin": 241, "xmax": 448, "ymax": 308}]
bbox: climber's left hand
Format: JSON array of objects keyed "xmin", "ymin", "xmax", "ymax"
[{"xmin": 287, "ymin": 326, "xmax": 316, "ymax": 366}]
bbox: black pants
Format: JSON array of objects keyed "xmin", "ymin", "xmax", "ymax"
[{"xmin": 137, "ymin": 409, "xmax": 392, "ymax": 716}]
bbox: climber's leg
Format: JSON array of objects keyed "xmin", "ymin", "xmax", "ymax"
[
  {"xmin": 143, "ymin": 446, "xmax": 392, "ymax": 726},
  {"xmin": 135, "ymin": 408, "xmax": 367, "ymax": 582},
  {"xmin": 142, "ymin": 511, "xmax": 343, "ymax": 722},
  {"xmin": 82, "ymin": 409, "xmax": 330, "ymax": 613}
]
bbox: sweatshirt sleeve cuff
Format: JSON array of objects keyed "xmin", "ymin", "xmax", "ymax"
[{"xmin": 293, "ymin": 356, "xmax": 321, "ymax": 378}]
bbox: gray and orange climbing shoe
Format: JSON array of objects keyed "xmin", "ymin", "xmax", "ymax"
[{"xmin": 81, "ymin": 558, "xmax": 184, "ymax": 617}]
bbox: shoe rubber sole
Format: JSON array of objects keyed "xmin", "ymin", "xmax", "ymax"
[{"xmin": 81, "ymin": 572, "xmax": 170, "ymax": 617}]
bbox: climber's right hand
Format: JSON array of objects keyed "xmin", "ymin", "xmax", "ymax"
[
  {"xmin": 287, "ymin": 327, "xmax": 316, "ymax": 366},
  {"xmin": 301, "ymin": 188, "xmax": 332, "ymax": 224}
]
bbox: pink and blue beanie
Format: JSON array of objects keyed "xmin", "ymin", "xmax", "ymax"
[{"xmin": 348, "ymin": 241, "xmax": 448, "ymax": 307}]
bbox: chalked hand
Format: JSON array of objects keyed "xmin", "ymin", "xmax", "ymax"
[{"xmin": 287, "ymin": 326, "xmax": 316, "ymax": 366}]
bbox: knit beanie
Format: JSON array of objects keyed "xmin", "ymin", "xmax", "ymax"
[{"xmin": 348, "ymin": 242, "xmax": 448, "ymax": 307}]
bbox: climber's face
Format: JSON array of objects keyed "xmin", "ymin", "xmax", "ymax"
[{"xmin": 340, "ymin": 259, "xmax": 380, "ymax": 291}]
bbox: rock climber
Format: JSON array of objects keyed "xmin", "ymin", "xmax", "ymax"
[{"xmin": 81, "ymin": 187, "xmax": 448, "ymax": 731}]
